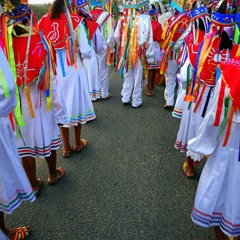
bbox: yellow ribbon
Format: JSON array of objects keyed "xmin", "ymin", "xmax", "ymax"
[{"xmin": 7, "ymin": 25, "xmax": 25, "ymax": 127}]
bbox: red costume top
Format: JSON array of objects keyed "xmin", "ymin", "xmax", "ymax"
[
  {"xmin": 38, "ymin": 12, "xmax": 82, "ymax": 50},
  {"xmin": 220, "ymin": 56, "xmax": 240, "ymax": 111},
  {"xmin": 84, "ymin": 18, "xmax": 99, "ymax": 40},
  {"xmin": 187, "ymin": 30, "xmax": 206, "ymax": 68},
  {"xmin": 91, "ymin": 7, "xmax": 110, "ymax": 26},
  {"xmin": 151, "ymin": 20, "xmax": 162, "ymax": 43},
  {"xmin": 162, "ymin": 12, "xmax": 190, "ymax": 51},
  {"xmin": 200, "ymin": 41, "xmax": 239, "ymax": 86}
]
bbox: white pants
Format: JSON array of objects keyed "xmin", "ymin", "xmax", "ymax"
[
  {"xmin": 121, "ymin": 59, "xmax": 143, "ymax": 107},
  {"xmin": 164, "ymin": 59, "xmax": 179, "ymax": 106},
  {"xmin": 96, "ymin": 49, "xmax": 109, "ymax": 98}
]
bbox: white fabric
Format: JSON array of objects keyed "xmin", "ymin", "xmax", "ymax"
[
  {"xmin": 99, "ymin": 14, "xmax": 115, "ymax": 53},
  {"xmin": 114, "ymin": 15, "xmax": 154, "ymax": 62},
  {"xmin": 96, "ymin": 49, "xmax": 109, "ymax": 98},
  {"xmin": 175, "ymin": 84, "xmax": 214, "ymax": 153},
  {"xmin": 172, "ymin": 83, "xmax": 185, "ymax": 119},
  {"xmin": 0, "ymin": 48, "xmax": 35, "ymax": 214},
  {"xmin": 158, "ymin": 11, "xmax": 172, "ymax": 28},
  {"xmin": 16, "ymin": 79, "xmax": 65, "ymax": 158},
  {"xmin": 0, "ymin": 229, "xmax": 9, "ymax": 240},
  {"xmin": 115, "ymin": 13, "xmax": 154, "ymax": 107},
  {"xmin": 0, "ymin": 48, "xmax": 16, "ymax": 117},
  {"xmin": 153, "ymin": 41, "xmax": 161, "ymax": 66},
  {"xmin": 0, "ymin": 117, "xmax": 36, "ymax": 213},
  {"xmin": 80, "ymin": 23, "xmax": 101, "ymax": 101},
  {"xmin": 138, "ymin": 14, "xmax": 154, "ymax": 63},
  {"xmin": 94, "ymin": 28, "xmax": 105, "ymax": 53},
  {"xmin": 78, "ymin": 23, "xmax": 92, "ymax": 59},
  {"xmin": 121, "ymin": 59, "xmax": 143, "ymax": 107},
  {"xmin": 172, "ymin": 55, "xmax": 189, "ymax": 117},
  {"xmin": 83, "ymin": 47, "xmax": 101, "ymax": 101},
  {"xmin": 188, "ymin": 79, "xmax": 240, "ymax": 237},
  {"xmin": 56, "ymin": 50, "xmax": 96, "ymax": 125},
  {"xmin": 164, "ymin": 59, "xmax": 178, "ymax": 106}
]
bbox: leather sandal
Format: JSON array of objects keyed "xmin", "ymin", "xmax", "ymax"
[
  {"xmin": 62, "ymin": 147, "xmax": 72, "ymax": 158},
  {"xmin": 47, "ymin": 167, "xmax": 65, "ymax": 186},
  {"xmin": 74, "ymin": 139, "xmax": 88, "ymax": 152},
  {"xmin": 8, "ymin": 226, "xmax": 32, "ymax": 240}
]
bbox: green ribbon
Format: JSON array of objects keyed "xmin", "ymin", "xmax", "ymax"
[
  {"xmin": 186, "ymin": 64, "xmax": 191, "ymax": 94},
  {"xmin": 8, "ymin": 25, "xmax": 25, "ymax": 130},
  {"xmin": 217, "ymin": 96, "xmax": 230, "ymax": 140},
  {"xmin": 234, "ymin": 24, "xmax": 240, "ymax": 44}
]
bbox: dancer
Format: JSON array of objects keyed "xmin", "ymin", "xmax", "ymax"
[
  {"xmin": 0, "ymin": 34, "xmax": 35, "ymax": 240},
  {"xmin": 145, "ymin": 4, "xmax": 162, "ymax": 97},
  {"xmin": 2, "ymin": 1, "xmax": 67, "ymax": 192},
  {"xmin": 187, "ymin": 55, "xmax": 240, "ymax": 240},
  {"xmin": 91, "ymin": 1, "xmax": 115, "ymax": 100},
  {"xmin": 77, "ymin": 0, "xmax": 102, "ymax": 102},
  {"xmin": 160, "ymin": 8, "xmax": 190, "ymax": 108},
  {"xmin": 114, "ymin": 1, "xmax": 154, "ymax": 108},
  {"xmin": 175, "ymin": 0, "xmax": 239, "ymax": 177},
  {"xmin": 39, "ymin": 0, "xmax": 96, "ymax": 158}
]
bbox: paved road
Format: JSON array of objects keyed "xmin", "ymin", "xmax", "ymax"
[{"xmin": 6, "ymin": 68, "xmax": 214, "ymax": 240}]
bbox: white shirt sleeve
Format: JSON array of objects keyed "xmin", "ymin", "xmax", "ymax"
[
  {"xmin": 187, "ymin": 78, "xmax": 227, "ymax": 161},
  {"xmin": 0, "ymin": 48, "xmax": 16, "ymax": 117},
  {"xmin": 78, "ymin": 22, "xmax": 92, "ymax": 59}
]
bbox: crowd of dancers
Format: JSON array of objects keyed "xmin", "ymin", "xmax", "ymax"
[{"xmin": 1, "ymin": 0, "xmax": 240, "ymax": 239}]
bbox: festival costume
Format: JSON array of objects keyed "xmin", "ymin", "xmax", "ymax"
[
  {"xmin": 0, "ymin": 47, "xmax": 35, "ymax": 218},
  {"xmin": 161, "ymin": 11, "xmax": 190, "ymax": 107},
  {"xmin": 147, "ymin": 14, "xmax": 163, "ymax": 70},
  {"xmin": 1, "ymin": 4, "xmax": 68, "ymax": 158},
  {"xmin": 158, "ymin": 11, "xmax": 172, "ymax": 28},
  {"xmin": 172, "ymin": 82, "xmax": 185, "ymax": 119},
  {"xmin": 175, "ymin": 7, "xmax": 239, "ymax": 153},
  {"xmin": 187, "ymin": 56, "xmax": 240, "ymax": 237},
  {"xmin": 82, "ymin": 19, "xmax": 102, "ymax": 101},
  {"xmin": 114, "ymin": 3, "xmax": 154, "ymax": 107},
  {"xmin": 174, "ymin": 31, "xmax": 208, "ymax": 150},
  {"xmin": 91, "ymin": 5, "xmax": 115, "ymax": 98},
  {"xmin": 77, "ymin": 2, "xmax": 102, "ymax": 101},
  {"xmin": 39, "ymin": 11, "xmax": 96, "ymax": 126}
]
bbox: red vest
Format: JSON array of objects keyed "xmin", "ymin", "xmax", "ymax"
[
  {"xmin": 220, "ymin": 56, "xmax": 240, "ymax": 111},
  {"xmin": 200, "ymin": 41, "xmax": 239, "ymax": 86},
  {"xmin": 151, "ymin": 20, "xmax": 162, "ymax": 43},
  {"xmin": 14, "ymin": 32, "xmax": 47, "ymax": 87},
  {"xmin": 85, "ymin": 18, "xmax": 99, "ymax": 40},
  {"xmin": 187, "ymin": 30, "xmax": 206, "ymax": 68},
  {"xmin": 91, "ymin": 7, "xmax": 110, "ymax": 26},
  {"xmin": 38, "ymin": 12, "xmax": 82, "ymax": 50}
]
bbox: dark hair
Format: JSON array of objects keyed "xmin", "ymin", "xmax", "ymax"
[
  {"xmin": 198, "ymin": 18, "xmax": 205, "ymax": 31},
  {"xmin": 219, "ymin": 30, "xmax": 233, "ymax": 50},
  {"xmin": 50, "ymin": 0, "xmax": 65, "ymax": 19}
]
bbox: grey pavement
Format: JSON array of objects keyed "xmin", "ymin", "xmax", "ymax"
[{"xmin": 6, "ymin": 68, "xmax": 214, "ymax": 240}]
